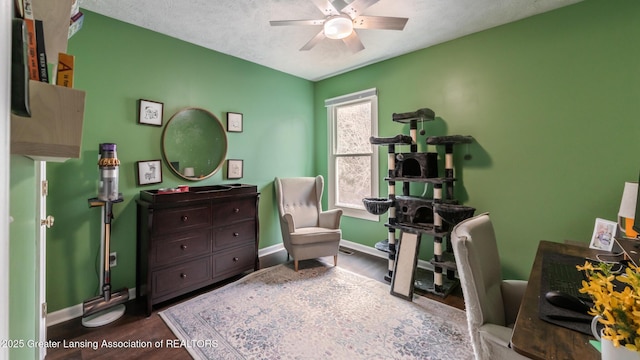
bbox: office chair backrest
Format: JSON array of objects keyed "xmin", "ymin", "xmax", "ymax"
[{"xmin": 452, "ymin": 212, "xmax": 507, "ymax": 329}]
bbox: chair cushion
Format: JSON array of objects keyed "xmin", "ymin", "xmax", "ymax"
[{"xmin": 290, "ymin": 227, "xmax": 341, "ymax": 245}]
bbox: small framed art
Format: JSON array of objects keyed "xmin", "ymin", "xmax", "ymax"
[
  {"xmin": 138, "ymin": 99, "xmax": 164, "ymax": 126},
  {"xmin": 589, "ymin": 218, "xmax": 617, "ymax": 251},
  {"xmin": 227, "ymin": 112, "xmax": 243, "ymax": 132},
  {"xmin": 227, "ymin": 159, "xmax": 243, "ymax": 179},
  {"xmin": 136, "ymin": 160, "xmax": 162, "ymax": 185}
]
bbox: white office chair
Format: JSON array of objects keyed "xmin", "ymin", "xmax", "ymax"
[{"xmin": 451, "ymin": 212, "xmax": 530, "ymax": 360}]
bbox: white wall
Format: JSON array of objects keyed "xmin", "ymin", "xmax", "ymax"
[{"xmin": 1, "ymin": 0, "xmax": 13, "ymax": 358}]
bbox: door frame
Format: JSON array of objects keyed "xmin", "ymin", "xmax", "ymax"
[{"xmin": 35, "ymin": 161, "xmax": 47, "ymax": 359}]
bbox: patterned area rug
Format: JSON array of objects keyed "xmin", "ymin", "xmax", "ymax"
[{"xmin": 159, "ymin": 263, "xmax": 472, "ymax": 359}]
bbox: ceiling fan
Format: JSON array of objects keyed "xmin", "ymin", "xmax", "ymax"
[{"xmin": 269, "ymin": 0, "xmax": 408, "ymax": 53}]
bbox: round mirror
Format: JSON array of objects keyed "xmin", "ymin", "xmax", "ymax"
[{"xmin": 162, "ymin": 107, "xmax": 228, "ymax": 181}]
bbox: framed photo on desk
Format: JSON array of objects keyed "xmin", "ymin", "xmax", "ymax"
[{"xmin": 589, "ymin": 218, "xmax": 616, "ymax": 252}]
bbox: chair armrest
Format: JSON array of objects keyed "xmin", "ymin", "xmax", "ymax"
[
  {"xmin": 319, "ymin": 209, "xmax": 343, "ymax": 229},
  {"xmin": 501, "ymin": 280, "xmax": 528, "ymax": 325},
  {"xmin": 282, "ymin": 213, "xmax": 296, "ymax": 232}
]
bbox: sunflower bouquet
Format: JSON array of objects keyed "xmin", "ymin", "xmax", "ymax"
[{"xmin": 577, "ymin": 261, "xmax": 640, "ymax": 351}]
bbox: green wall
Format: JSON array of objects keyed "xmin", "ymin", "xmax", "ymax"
[
  {"xmin": 9, "ymin": 156, "xmax": 37, "ymax": 359},
  {"xmin": 45, "ymin": 11, "xmax": 315, "ymax": 312},
  {"xmin": 314, "ymin": 0, "xmax": 640, "ymax": 279}
]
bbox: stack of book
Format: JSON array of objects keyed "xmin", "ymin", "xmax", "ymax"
[{"xmin": 12, "ymin": 0, "xmax": 81, "ymax": 116}]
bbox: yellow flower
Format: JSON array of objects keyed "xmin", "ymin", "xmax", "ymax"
[{"xmin": 577, "ymin": 261, "xmax": 640, "ymax": 352}]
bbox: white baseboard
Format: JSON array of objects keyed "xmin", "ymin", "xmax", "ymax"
[
  {"xmin": 48, "ymin": 241, "xmax": 436, "ymax": 327},
  {"xmin": 47, "ymin": 288, "xmax": 137, "ymax": 327},
  {"xmin": 258, "ymin": 243, "xmax": 285, "ymax": 257},
  {"xmin": 339, "ymin": 239, "xmax": 434, "ymax": 272}
]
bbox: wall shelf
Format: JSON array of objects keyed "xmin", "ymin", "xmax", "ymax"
[{"xmin": 11, "ymin": 80, "xmax": 85, "ymax": 161}]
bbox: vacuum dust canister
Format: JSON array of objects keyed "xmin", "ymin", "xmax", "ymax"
[{"xmin": 98, "ymin": 143, "xmax": 120, "ymax": 201}]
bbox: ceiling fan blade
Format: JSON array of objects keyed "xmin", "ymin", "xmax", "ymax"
[
  {"xmin": 341, "ymin": 0, "xmax": 380, "ymax": 18},
  {"xmin": 330, "ymin": 0, "xmax": 349, "ymax": 12},
  {"xmin": 353, "ymin": 16, "xmax": 408, "ymax": 30},
  {"xmin": 310, "ymin": 0, "xmax": 341, "ymax": 16},
  {"xmin": 270, "ymin": 19, "xmax": 325, "ymax": 26},
  {"xmin": 300, "ymin": 30, "xmax": 326, "ymax": 51},
  {"xmin": 342, "ymin": 31, "xmax": 365, "ymax": 53}
]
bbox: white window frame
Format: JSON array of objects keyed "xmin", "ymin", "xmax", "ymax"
[{"xmin": 326, "ymin": 88, "xmax": 379, "ymax": 221}]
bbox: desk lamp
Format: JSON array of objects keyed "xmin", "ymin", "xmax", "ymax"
[{"xmin": 618, "ymin": 181, "xmax": 638, "ymax": 238}]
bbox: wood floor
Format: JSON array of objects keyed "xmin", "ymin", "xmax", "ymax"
[{"xmin": 45, "ymin": 248, "xmax": 465, "ymax": 359}]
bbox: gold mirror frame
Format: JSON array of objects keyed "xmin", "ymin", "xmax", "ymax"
[{"xmin": 161, "ymin": 107, "xmax": 228, "ymax": 181}]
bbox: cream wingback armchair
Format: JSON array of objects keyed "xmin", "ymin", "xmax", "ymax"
[
  {"xmin": 274, "ymin": 176, "xmax": 343, "ymax": 272},
  {"xmin": 451, "ymin": 213, "xmax": 530, "ymax": 360}
]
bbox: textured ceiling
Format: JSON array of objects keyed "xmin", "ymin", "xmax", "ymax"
[{"xmin": 78, "ymin": 0, "xmax": 582, "ymax": 81}]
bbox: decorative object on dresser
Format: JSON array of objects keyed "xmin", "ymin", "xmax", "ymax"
[
  {"xmin": 159, "ymin": 261, "xmax": 472, "ymax": 360},
  {"xmin": 137, "ymin": 99, "xmax": 164, "ymax": 126},
  {"xmin": 136, "ymin": 184, "xmax": 260, "ymax": 316}
]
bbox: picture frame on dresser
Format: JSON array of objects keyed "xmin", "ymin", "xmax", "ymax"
[
  {"xmin": 136, "ymin": 159, "xmax": 162, "ymax": 185},
  {"xmin": 138, "ymin": 99, "xmax": 164, "ymax": 126}
]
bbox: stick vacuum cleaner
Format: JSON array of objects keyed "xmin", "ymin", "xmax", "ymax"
[{"xmin": 82, "ymin": 143, "xmax": 129, "ymax": 327}]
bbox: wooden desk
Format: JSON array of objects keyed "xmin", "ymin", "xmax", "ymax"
[
  {"xmin": 615, "ymin": 236, "xmax": 640, "ymax": 266},
  {"xmin": 511, "ymin": 241, "xmax": 600, "ymax": 360}
]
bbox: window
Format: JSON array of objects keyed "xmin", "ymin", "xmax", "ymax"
[{"xmin": 326, "ymin": 88, "xmax": 378, "ymax": 221}]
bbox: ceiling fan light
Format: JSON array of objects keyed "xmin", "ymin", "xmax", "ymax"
[{"xmin": 324, "ymin": 15, "xmax": 353, "ymax": 40}]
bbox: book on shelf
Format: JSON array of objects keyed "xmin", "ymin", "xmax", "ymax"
[
  {"xmin": 70, "ymin": 0, "xmax": 79, "ymax": 18},
  {"xmin": 56, "ymin": 52, "xmax": 74, "ymax": 88},
  {"xmin": 68, "ymin": 11, "xmax": 84, "ymax": 39},
  {"xmin": 34, "ymin": 19, "xmax": 48, "ymax": 83},
  {"xmin": 11, "ymin": 19, "xmax": 30, "ymax": 117},
  {"xmin": 14, "ymin": 0, "xmax": 24, "ymax": 18},
  {"xmin": 23, "ymin": 0, "xmax": 39, "ymax": 81}
]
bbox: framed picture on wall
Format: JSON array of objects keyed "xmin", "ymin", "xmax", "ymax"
[
  {"xmin": 138, "ymin": 99, "xmax": 164, "ymax": 126},
  {"xmin": 136, "ymin": 160, "xmax": 162, "ymax": 185},
  {"xmin": 227, "ymin": 112, "xmax": 243, "ymax": 132},
  {"xmin": 589, "ymin": 218, "xmax": 616, "ymax": 251},
  {"xmin": 227, "ymin": 159, "xmax": 243, "ymax": 179}
]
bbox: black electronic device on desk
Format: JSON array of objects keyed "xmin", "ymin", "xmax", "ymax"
[
  {"xmin": 539, "ymin": 252, "xmax": 600, "ymax": 334},
  {"xmin": 539, "ymin": 251, "xmax": 630, "ymax": 334}
]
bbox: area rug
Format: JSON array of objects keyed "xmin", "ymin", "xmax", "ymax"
[{"xmin": 159, "ymin": 263, "xmax": 472, "ymax": 360}]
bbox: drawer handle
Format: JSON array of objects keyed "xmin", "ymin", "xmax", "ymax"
[
  {"xmin": 233, "ymin": 257, "xmax": 239, "ymax": 262},
  {"xmin": 233, "ymin": 232, "xmax": 239, "ymax": 237},
  {"xmin": 180, "ymin": 273, "xmax": 187, "ymax": 279},
  {"xmin": 233, "ymin": 208, "xmax": 240, "ymax": 213},
  {"xmin": 181, "ymin": 215, "xmax": 188, "ymax": 222},
  {"xmin": 180, "ymin": 244, "xmax": 188, "ymax": 250}
]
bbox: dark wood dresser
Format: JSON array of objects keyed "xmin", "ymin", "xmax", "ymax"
[{"xmin": 136, "ymin": 184, "xmax": 260, "ymax": 316}]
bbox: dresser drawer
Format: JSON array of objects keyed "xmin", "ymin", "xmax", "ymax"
[
  {"xmin": 152, "ymin": 257, "xmax": 211, "ymax": 297},
  {"xmin": 213, "ymin": 197, "xmax": 256, "ymax": 225},
  {"xmin": 214, "ymin": 220, "xmax": 256, "ymax": 250},
  {"xmin": 213, "ymin": 244, "xmax": 256, "ymax": 279},
  {"xmin": 152, "ymin": 230, "xmax": 211, "ymax": 267},
  {"xmin": 153, "ymin": 204, "xmax": 212, "ymax": 235}
]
